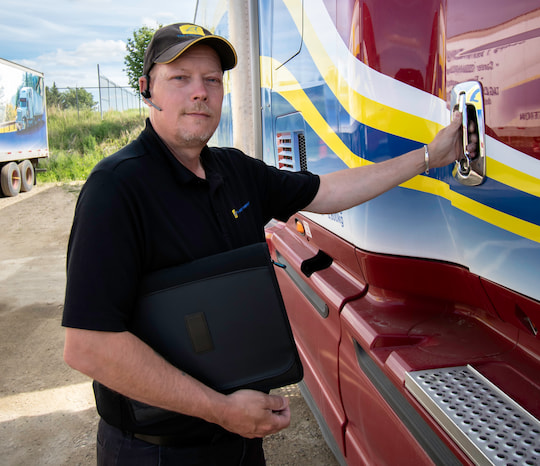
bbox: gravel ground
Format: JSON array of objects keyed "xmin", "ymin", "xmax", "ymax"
[{"xmin": 0, "ymin": 183, "xmax": 338, "ymax": 465}]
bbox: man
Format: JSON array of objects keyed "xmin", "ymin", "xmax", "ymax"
[{"xmin": 63, "ymin": 23, "xmax": 463, "ymax": 465}]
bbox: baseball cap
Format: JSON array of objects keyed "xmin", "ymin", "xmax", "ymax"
[{"xmin": 143, "ymin": 23, "xmax": 237, "ymax": 76}]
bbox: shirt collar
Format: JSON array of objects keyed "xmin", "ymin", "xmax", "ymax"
[{"xmin": 141, "ymin": 119, "xmax": 223, "ymax": 190}]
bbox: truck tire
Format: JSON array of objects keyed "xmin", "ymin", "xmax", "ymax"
[
  {"xmin": 19, "ymin": 160, "xmax": 34, "ymax": 192},
  {"xmin": 1, "ymin": 162, "xmax": 22, "ymax": 197}
]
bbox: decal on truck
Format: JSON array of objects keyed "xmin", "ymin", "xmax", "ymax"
[{"xmin": 0, "ymin": 58, "xmax": 48, "ymax": 196}]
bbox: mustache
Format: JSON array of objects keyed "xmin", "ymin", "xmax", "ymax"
[{"xmin": 183, "ymin": 103, "xmax": 213, "ymax": 116}]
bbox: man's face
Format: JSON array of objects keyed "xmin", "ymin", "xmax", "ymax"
[{"xmin": 147, "ymin": 45, "xmax": 224, "ymax": 152}]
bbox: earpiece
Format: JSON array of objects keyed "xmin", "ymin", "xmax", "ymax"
[
  {"xmin": 140, "ymin": 74, "xmax": 162, "ymax": 111},
  {"xmin": 141, "ymin": 75, "xmax": 151, "ymax": 98}
]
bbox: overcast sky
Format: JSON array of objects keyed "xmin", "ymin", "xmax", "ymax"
[{"xmin": 0, "ymin": 0, "xmax": 198, "ymax": 90}]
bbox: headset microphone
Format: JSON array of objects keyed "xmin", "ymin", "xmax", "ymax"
[{"xmin": 142, "ymin": 96, "xmax": 163, "ymax": 111}]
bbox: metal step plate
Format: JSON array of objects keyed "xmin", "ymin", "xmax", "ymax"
[{"xmin": 405, "ymin": 365, "xmax": 540, "ymax": 465}]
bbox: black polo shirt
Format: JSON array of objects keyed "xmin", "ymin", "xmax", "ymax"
[{"xmin": 62, "ymin": 120, "xmax": 319, "ymax": 436}]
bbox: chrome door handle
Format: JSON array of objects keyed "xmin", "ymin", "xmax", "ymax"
[
  {"xmin": 451, "ymin": 81, "xmax": 486, "ymax": 186},
  {"xmin": 458, "ymin": 93, "xmax": 471, "ymax": 175}
]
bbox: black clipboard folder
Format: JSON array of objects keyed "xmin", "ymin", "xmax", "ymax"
[{"xmin": 130, "ymin": 242, "xmax": 303, "ymax": 393}]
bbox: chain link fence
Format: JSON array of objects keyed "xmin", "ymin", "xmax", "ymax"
[
  {"xmin": 97, "ymin": 70, "xmax": 140, "ymax": 115},
  {"xmin": 56, "ymin": 65, "xmax": 146, "ymax": 117},
  {"xmin": 56, "ymin": 85, "xmax": 142, "ymax": 114}
]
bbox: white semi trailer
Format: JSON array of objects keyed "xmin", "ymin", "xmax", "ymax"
[{"xmin": 0, "ymin": 58, "xmax": 48, "ymax": 197}]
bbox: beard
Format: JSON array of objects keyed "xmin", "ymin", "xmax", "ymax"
[
  {"xmin": 179, "ymin": 127, "xmax": 215, "ymax": 145},
  {"xmin": 177, "ymin": 103, "xmax": 219, "ymax": 145}
]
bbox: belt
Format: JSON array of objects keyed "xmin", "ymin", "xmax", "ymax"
[
  {"xmin": 132, "ymin": 431, "xmax": 237, "ymax": 448},
  {"xmin": 132, "ymin": 432, "xmax": 191, "ymax": 447}
]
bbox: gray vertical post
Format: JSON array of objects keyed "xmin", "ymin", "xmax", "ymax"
[{"xmin": 97, "ymin": 64, "xmax": 103, "ymax": 119}]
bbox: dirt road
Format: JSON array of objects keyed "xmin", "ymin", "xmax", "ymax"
[{"xmin": 0, "ymin": 183, "xmax": 338, "ymax": 465}]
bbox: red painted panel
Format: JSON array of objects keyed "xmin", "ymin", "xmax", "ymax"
[
  {"xmin": 267, "ymin": 214, "xmax": 540, "ymax": 462},
  {"xmin": 338, "ymin": 318, "xmax": 469, "ymax": 465},
  {"xmin": 325, "ymin": 0, "xmax": 445, "ymax": 95},
  {"xmin": 267, "ymin": 224, "xmax": 350, "ymax": 455},
  {"xmin": 323, "ymin": 0, "xmax": 540, "ymax": 156},
  {"xmin": 338, "ymin": 247, "xmax": 540, "ymax": 465},
  {"xmin": 446, "ymin": 0, "xmax": 540, "ymax": 157}
]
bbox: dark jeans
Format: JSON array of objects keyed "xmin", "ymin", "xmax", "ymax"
[{"xmin": 97, "ymin": 419, "xmax": 266, "ymax": 466}]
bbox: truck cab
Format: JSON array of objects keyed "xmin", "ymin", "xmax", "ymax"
[{"xmin": 197, "ymin": 1, "xmax": 540, "ymax": 463}]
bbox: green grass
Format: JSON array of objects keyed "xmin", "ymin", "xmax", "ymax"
[{"xmin": 39, "ymin": 108, "xmax": 146, "ymax": 182}]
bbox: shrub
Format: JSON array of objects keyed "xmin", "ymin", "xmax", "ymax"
[{"xmin": 41, "ymin": 108, "xmax": 146, "ymax": 182}]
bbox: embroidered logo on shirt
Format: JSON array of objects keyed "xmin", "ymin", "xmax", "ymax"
[{"xmin": 232, "ymin": 201, "xmax": 250, "ymax": 219}]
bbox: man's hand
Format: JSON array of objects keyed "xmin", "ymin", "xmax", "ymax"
[
  {"xmin": 426, "ymin": 111, "xmax": 464, "ymax": 169},
  {"xmin": 214, "ymin": 389, "xmax": 291, "ymax": 438}
]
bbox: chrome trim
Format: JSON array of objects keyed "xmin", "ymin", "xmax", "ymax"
[{"xmin": 451, "ymin": 81, "xmax": 486, "ymax": 186}]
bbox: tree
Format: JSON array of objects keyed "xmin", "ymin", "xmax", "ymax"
[
  {"xmin": 124, "ymin": 25, "xmax": 158, "ymax": 92},
  {"xmin": 62, "ymin": 87, "xmax": 96, "ymax": 110},
  {"xmin": 46, "ymin": 83, "xmax": 63, "ymax": 109}
]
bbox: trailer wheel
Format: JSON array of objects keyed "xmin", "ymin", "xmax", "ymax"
[
  {"xmin": 18, "ymin": 160, "xmax": 34, "ymax": 192},
  {"xmin": 1, "ymin": 162, "xmax": 22, "ymax": 197}
]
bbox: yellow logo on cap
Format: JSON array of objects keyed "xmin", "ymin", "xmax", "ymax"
[{"xmin": 179, "ymin": 25, "xmax": 205, "ymax": 36}]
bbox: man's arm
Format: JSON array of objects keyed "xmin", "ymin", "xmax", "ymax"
[
  {"xmin": 63, "ymin": 327, "xmax": 290, "ymax": 438},
  {"xmin": 306, "ymin": 113, "xmax": 462, "ymax": 214}
]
